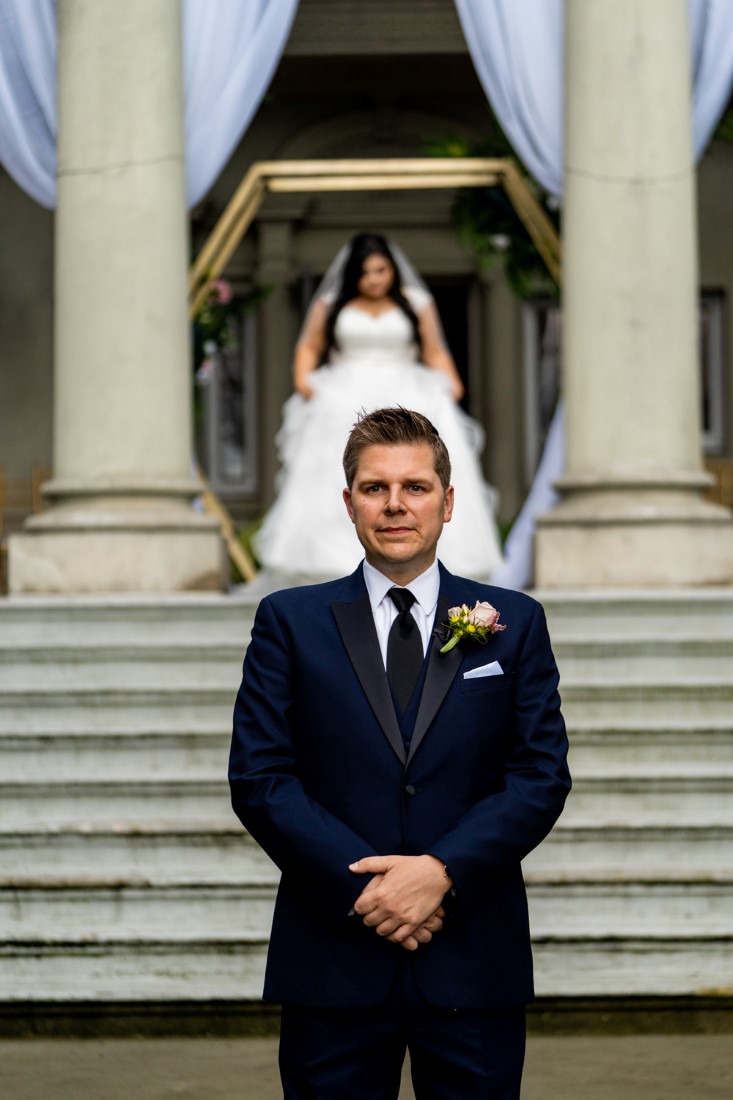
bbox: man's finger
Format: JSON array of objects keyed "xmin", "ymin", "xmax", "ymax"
[
  {"xmin": 385, "ymin": 922, "xmax": 418, "ymax": 945},
  {"xmin": 361, "ymin": 910, "xmax": 400, "ymax": 933},
  {"xmin": 352, "ymin": 884, "xmax": 385, "ymax": 919},
  {"xmin": 349, "ymin": 857, "xmax": 392, "ymax": 875},
  {"xmin": 411, "ymin": 926, "xmax": 433, "ymax": 945},
  {"xmin": 352, "ymin": 874, "xmax": 384, "ymax": 911}
]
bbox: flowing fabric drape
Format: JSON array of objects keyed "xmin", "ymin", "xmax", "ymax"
[
  {"xmin": 0, "ymin": 0, "xmax": 56, "ymax": 206},
  {"xmin": 0, "ymin": 0, "xmax": 299, "ymax": 208},
  {"xmin": 454, "ymin": 0, "xmax": 564, "ymax": 198},
  {"xmin": 455, "ymin": 0, "xmax": 733, "ymax": 587}
]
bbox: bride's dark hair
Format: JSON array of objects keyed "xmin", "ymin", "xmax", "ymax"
[{"xmin": 324, "ymin": 233, "xmax": 422, "ymax": 357}]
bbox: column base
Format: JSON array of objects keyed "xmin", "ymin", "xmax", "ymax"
[
  {"xmin": 7, "ymin": 489, "xmax": 227, "ymax": 594},
  {"xmin": 535, "ymin": 490, "xmax": 733, "ymax": 587}
]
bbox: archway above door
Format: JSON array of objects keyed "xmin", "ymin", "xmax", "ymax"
[{"xmin": 188, "ymin": 157, "xmax": 561, "ymax": 318}]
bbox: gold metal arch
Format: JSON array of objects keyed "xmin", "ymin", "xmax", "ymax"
[
  {"xmin": 188, "ymin": 157, "xmax": 562, "ymax": 582},
  {"xmin": 188, "ymin": 157, "xmax": 561, "ymax": 317}
]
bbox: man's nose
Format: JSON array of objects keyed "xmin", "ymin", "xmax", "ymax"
[{"xmin": 385, "ymin": 488, "xmax": 406, "ymax": 512}]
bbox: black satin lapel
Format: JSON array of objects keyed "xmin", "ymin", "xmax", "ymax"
[
  {"xmin": 332, "ymin": 596, "xmax": 406, "ymax": 765},
  {"xmin": 407, "ymin": 592, "xmax": 463, "ymax": 765}
]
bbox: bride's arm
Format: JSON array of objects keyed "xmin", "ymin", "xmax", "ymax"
[
  {"xmin": 418, "ymin": 302, "xmax": 465, "ymax": 402},
  {"xmin": 293, "ymin": 299, "xmax": 329, "ymax": 399}
]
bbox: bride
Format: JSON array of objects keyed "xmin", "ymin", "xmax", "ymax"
[{"xmin": 253, "ymin": 233, "xmax": 504, "ymax": 579}]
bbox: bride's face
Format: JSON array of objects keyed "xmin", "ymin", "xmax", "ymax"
[{"xmin": 357, "ymin": 254, "xmax": 395, "ymax": 300}]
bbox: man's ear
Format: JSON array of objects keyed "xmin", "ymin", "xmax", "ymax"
[
  {"xmin": 443, "ymin": 485, "xmax": 454, "ymax": 524},
  {"xmin": 343, "ymin": 487, "xmax": 355, "ymax": 523}
]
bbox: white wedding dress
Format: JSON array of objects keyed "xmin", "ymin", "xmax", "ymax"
[{"xmin": 253, "ymin": 302, "xmax": 504, "ymax": 579}]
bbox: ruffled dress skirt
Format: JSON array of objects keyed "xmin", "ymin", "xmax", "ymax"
[{"xmin": 253, "ymin": 358, "xmax": 504, "ymax": 580}]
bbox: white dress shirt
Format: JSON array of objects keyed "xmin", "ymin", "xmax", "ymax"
[{"xmin": 362, "ymin": 559, "xmax": 441, "ymax": 668}]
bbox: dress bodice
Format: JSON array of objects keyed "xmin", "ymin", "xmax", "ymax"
[{"xmin": 331, "ymin": 306, "xmax": 418, "ymax": 366}]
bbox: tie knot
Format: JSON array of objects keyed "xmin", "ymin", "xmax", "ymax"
[{"xmin": 388, "ymin": 587, "xmax": 416, "ymax": 614}]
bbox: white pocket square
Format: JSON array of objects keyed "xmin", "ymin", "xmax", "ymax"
[{"xmin": 463, "ymin": 660, "xmax": 503, "ymax": 680}]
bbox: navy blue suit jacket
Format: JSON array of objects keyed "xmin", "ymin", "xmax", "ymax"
[{"xmin": 229, "ymin": 563, "xmax": 570, "ymax": 1009}]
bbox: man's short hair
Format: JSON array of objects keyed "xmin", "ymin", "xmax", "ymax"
[{"xmin": 343, "ymin": 407, "xmax": 452, "ymax": 491}]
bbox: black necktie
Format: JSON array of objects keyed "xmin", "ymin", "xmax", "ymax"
[{"xmin": 386, "ymin": 587, "xmax": 423, "ymax": 716}]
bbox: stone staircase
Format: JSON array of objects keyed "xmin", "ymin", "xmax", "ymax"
[
  {"xmin": 0, "ymin": 590, "xmax": 731, "ymax": 1004},
  {"xmin": 527, "ymin": 591, "xmax": 733, "ymax": 998}
]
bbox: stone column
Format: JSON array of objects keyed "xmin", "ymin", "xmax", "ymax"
[
  {"xmin": 9, "ymin": 0, "xmax": 225, "ymax": 593},
  {"xmin": 257, "ymin": 222, "xmax": 296, "ymax": 508},
  {"xmin": 535, "ymin": 0, "xmax": 733, "ymax": 586},
  {"xmin": 479, "ymin": 269, "xmax": 524, "ymax": 524}
]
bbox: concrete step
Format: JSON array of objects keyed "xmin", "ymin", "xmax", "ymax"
[
  {"xmin": 527, "ymin": 882, "xmax": 733, "ymax": 938},
  {"xmin": 3, "ymin": 881, "xmax": 729, "ymax": 944},
  {"xmin": 563, "ymin": 775, "xmax": 733, "ymax": 827},
  {"xmin": 0, "ymin": 827, "xmax": 275, "ymax": 886},
  {"xmin": 0, "ymin": 595, "xmax": 257, "ymax": 646},
  {"xmin": 0, "ymin": 689, "xmax": 234, "ymax": 734},
  {"xmin": 2, "ymin": 587, "xmax": 731, "ymax": 620},
  {"xmin": 2, "ymin": 718, "xmax": 730, "ymax": 782},
  {"xmin": 3, "ymin": 686, "xmax": 731, "ymax": 737},
  {"xmin": 0, "ymin": 885, "xmax": 276, "ymax": 942},
  {"xmin": 2, "ymin": 938, "xmax": 730, "ymax": 1002},
  {"xmin": 0, "ymin": 780, "xmax": 233, "ymax": 828},
  {"xmin": 0, "ymin": 732, "xmax": 231, "ymax": 781},
  {"xmin": 0, "ymin": 646, "xmax": 244, "ymax": 690},
  {"xmin": 2, "ymin": 725, "xmax": 730, "ymax": 781},
  {"xmin": 560, "ymin": 681, "xmax": 733, "ymax": 722},
  {"xmin": 2, "ymin": 590, "xmax": 731, "ymax": 645},
  {"xmin": 0, "ymin": 941, "xmax": 268, "ymax": 1001},
  {"xmin": 569, "ymin": 760, "xmax": 733, "ymax": 781},
  {"xmin": 532, "ymin": 939, "xmax": 733, "ymax": 998},
  {"xmin": 2, "ymin": 683, "xmax": 731, "ymax": 735},
  {"xmin": 553, "ymin": 637, "xmax": 733, "ymax": 679},
  {"xmin": 3, "ymin": 768, "xmax": 732, "ymax": 830},
  {"xmin": 1, "ymin": 821, "xmax": 729, "ymax": 889},
  {"xmin": 538, "ymin": 588, "xmax": 733, "ymax": 639},
  {"xmin": 5, "ymin": 761, "xmax": 730, "ymax": 827},
  {"xmin": 525, "ymin": 825, "xmax": 733, "ymax": 882},
  {"xmin": 2, "ymin": 590, "xmax": 731, "ymax": 643},
  {"xmin": 566, "ymin": 724, "xmax": 733, "ymax": 769}
]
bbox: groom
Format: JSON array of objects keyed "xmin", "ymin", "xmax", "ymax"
[{"xmin": 229, "ymin": 407, "xmax": 570, "ymax": 1099}]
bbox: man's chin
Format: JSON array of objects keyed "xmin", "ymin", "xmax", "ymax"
[
  {"xmin": 374, "ymin": 538, "xmax": 416, "ymax": 558},
  {"xmin": 372, "ymin": 542, "xmax": 424, "ymax": 568}
]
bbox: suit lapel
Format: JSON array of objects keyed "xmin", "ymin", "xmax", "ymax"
[
  {"xmin": 407, "ymin": 589, "xmax": 463, "ymax": 765},
  {"xmin": 332, "ymin": 592, "xmax": 406, "ymax": 765}
]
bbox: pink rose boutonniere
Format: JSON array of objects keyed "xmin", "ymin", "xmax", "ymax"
[{"xmin": 439, "ymin": 600, "xmax": 506, "ymax": 654}]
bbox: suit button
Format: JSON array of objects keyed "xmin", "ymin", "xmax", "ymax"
[{"xmin": 405, "ymin": 784, "xmax": 417, "ymax": 797}]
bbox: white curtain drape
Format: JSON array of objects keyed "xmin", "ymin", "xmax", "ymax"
[
  {"xmin": 456, "ymin": 0, "xmax": 733, "ymax": 588},
  {"xmin": 0, "ymin": 0, "xmax": 57, "ymax": 207},
  {"xmin": 454, "ymin": 0, "xmax": 564, "ymax": 197},
  {"xmin": 455, "ymin": 0, "xmax": 733, "ymax": 196},
  {"xmin": 0, "ymin": 0, "xmax": 299, "ymax": 209}
]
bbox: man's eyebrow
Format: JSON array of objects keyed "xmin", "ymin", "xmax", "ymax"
[{"xmin": 357, "ymin": 475, "xmax": 431, "ymax": 485}]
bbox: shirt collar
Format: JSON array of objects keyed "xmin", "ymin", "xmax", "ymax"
[{"xmin": 362, "ymin": 558, "xmax": 440, "ymax": 617}]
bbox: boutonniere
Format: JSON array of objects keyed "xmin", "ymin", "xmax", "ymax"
[{"xmin": 439, "ymin": 601, "xmax": 506, "ymax": 654}]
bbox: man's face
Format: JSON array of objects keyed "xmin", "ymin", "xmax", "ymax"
[{"xmin": 343, "ymin": 442, "xmax": 454, "ymax": 582}]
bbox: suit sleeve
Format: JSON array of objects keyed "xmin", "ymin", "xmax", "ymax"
[
  {"xmin": 229, "ymin": 596, "xmax": 379, "ymax": 918},
  {"xmin": 426, "ymin": 599, "xmax": 571, "ymax": 907}
]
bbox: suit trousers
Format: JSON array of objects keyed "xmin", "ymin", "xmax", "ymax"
[{"xmin": 278, "ymin": 960, "xmax": 526, "ymax": 1099}]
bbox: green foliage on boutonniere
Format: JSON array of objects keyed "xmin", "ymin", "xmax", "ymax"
[{"xmin": 440, "ymin": 601, "xmax": 506, "ymax": 654}]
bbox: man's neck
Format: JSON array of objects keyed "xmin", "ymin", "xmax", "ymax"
[{"xmin": 365, "ymin": 555, "xmax": 437, "ymax": 587}]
